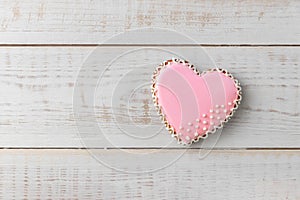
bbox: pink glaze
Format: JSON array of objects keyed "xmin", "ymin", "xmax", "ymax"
[{"xmin": 155, "ymin": 62, "xmax": 239, "ymax": 144}]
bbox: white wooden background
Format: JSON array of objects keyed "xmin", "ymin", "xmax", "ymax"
[{"xmin": 0, "ymin": 0, "xmax": 299, "ymax": 199}]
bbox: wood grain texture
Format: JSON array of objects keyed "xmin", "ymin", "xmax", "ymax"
[
  {"xmin": 0, "ymin": 0, "xmax": 299, "ymax": 198},
  {"xmin": 0, "ymin": 0, "xmax": 299, "ymax": 44},
  {"xmin": 0, "ymin": 46, "xmax": 299, "ymax": 148},
  {"xmin": 0, "ymin": 149, "xmax": 299, "ymax": 199}
]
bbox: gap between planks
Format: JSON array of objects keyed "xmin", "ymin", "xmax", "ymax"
[
  {"xmin": 0, "ymin": 44, "xmax": 300, "ymax": 47},
  {"xmin": 0, "ymin": 147, "xmax": 299, "ymax": 150}
]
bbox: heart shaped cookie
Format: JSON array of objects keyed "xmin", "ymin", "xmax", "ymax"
[{"xmin": 151, "ymin": 58, "xmax": 242, "ymax": 144}]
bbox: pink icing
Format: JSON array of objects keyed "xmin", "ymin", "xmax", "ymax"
[{"xmin": 155, "ymin": 62, "xmax": 239, "ymax": 144}]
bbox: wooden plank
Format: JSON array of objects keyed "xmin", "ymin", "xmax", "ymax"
[
  {"xmin": 0, "ymin": 0, "xmax": 299, "ymax": 44},
  {"xmin": 0, "ymin": 46, "xmax": 299, "ymax": 148},
  {"xmin": 0, "ymin": 149, "xmax": 299, "ymax": 199}
]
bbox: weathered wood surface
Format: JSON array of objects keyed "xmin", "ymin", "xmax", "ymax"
[
  {"xmin": 0, "ymin": 0, "xmax": 299, "ymax": 199},
  {"xmin": 0, "ymin": 47, "xmax": 299, "ymax": 148},
  {"xmin": 0, "ymin": 0, "xmax": 299, "ymax": 44},
  {"xmin": 0, "ymin": 149, "xmax": 298, "ymax": 199}
]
